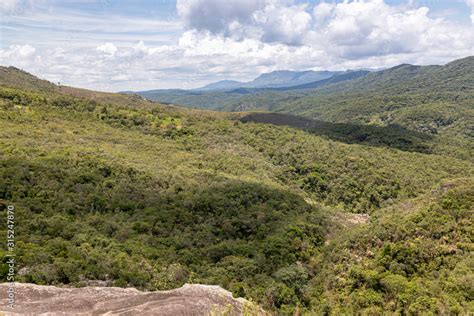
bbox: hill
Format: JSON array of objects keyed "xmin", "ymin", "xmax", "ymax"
[
  {"xmin": 283, "ymin": 56, "xmax": 474, "ymax": 118},
  {"xmin": 0, "ymin": 66, "xmax": 156, "ymax": 109},
  {"xmin": 312, "ymin": 177, "xmax": 474, "ymax": 314},
  {"xmin": 226, "ymin": 56, "xmax": 473, "ymax": 122},
  {"xmin": 278, "ymin": 56, "xmax": 474, "ymax": 160},
  {"xmin": 0, "ymin": 67, "xmax": 472, "ymax": 314},
  {"xmin": 135, "ymin": 57, "xmax": 474, "ymax": 160},
  {"xmin": 240, "ymin": 112, "xmax": 434, "ymax": 153}
]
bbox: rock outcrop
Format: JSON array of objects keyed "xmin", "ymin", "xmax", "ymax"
[{"xmin": 0, "ymin": 283, "xmax": 265, "ymax": 315}]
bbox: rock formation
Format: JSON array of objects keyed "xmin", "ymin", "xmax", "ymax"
[{"xmin": 0, "ymin": 283, "xmax": 266, "ymax": 315}]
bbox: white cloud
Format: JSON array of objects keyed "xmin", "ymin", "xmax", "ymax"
[
  {"xmin": 0, "ymin": 0, "xmax": 22, "ymax": 13},
  {"xmin": 2, "ymin": 9, "xmax": 182, "ymax": 49},
  {"xmin": 312, "ymin": 2, "xmax": 333, "ymax": 23},
  {"xmin": 1, "ymin": 0, "xmax": 472, "ymax": 91},
  {"xmin": 308, "ymin": 1, "xmax": 473, "ymax": 59},
  {"xmin": 465, "ymin": 0, "xmax": 474, "ymax": 22},
  {"xmin": 96, "ymin": 43, "xmax": 117, "ymax": 56},
  {"xmin": 0, "ymin": 0, "xmax": 37, "ymax": 15},
  {"xmin": 177, "ymin": 0, "xmax": 265, "ymax": 35},
  {"xmin": 111, "ymin": 74, "xmax": 129, "ymax": 81},
  {"xmin": 177, "ymin": 0, "xmax": 473, "ymax": 57},
  {"xmin": 177, "ymin": 0, "xmax": 314, "ymax": 45},
  {"xmin": 258, "ymin": 3, "xmax": 312, "ymax": 45},
  {"xmin": 18, "ymin": 44, "xmax": 36, "ymax": 57},
  {"xmin": 0, "ymin": 44, "xmax": 36, "ymax": 61}
]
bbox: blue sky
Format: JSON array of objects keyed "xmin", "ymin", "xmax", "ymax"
[{"xmin": 1, "ymin": 0, "xmax": 473, "ymax": 91}]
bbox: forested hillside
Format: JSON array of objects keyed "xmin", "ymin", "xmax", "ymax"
[
  {"xmin": 282, "ymin": 57, "xmax": 473, "ymax": 131},
  {"xmin": 0, "ymin": 67, "xmax": 472, "ymax": 314},
  {"xmin": 137, "ymin": 57, "xmax": 474, "ymax": 161},
  {"xmin": 134, "ymin": 70, "xmax": 367, "ymax": 110}
]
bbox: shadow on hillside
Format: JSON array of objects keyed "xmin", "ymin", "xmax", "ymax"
[{"xmin": 240, "ymin": 112, "xmax": 433, "ymax": 153}]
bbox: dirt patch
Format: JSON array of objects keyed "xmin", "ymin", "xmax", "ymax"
[{"xmin": 346, "ymin": 213, "xmax": 370, "ymax": 224}]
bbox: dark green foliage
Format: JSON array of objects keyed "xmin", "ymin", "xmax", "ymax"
[
  {"xmin": 241, "ymin": 112, "xmax": 433, "ymax": 153},
  {"xmin": 0, "ymin": 156, "xmax": 325, "ymax": 309}
]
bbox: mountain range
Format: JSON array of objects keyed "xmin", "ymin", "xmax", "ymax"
[
  {"xmin": 134, "ymin": 56, "xmax": 473, "ymax": 161},
  {"xmin": 195, "ymin": 70, "xmax": 345, "ymax": 90},
  {"xmin": 134, "ymin": 69, "xmax": 367, "ymax": 95},
  {"xmin": 133, "ymin": 69, "xmax": 371, "ymax": 109}
]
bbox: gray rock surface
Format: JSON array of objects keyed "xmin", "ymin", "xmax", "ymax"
[{"xmin": 0, "ymin": 283, "xmax": 266, "ymax": 315}]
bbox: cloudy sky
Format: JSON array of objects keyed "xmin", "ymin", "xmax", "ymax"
[{"xmin": 1, "ymin": 0, "xmax": 473, "ymax": 91}]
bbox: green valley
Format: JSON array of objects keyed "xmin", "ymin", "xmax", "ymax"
[{"xmin": 0, "ymin": 59, "xmax": 473, "ymax": 314}]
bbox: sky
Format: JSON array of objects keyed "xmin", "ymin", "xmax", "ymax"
[{"xmin": 0, "ymin": 0, "xmax": 473, "ymax": 91}]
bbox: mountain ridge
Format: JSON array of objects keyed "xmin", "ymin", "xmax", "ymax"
[{"xmin": 171, "ymin": 69, "xmax": 345, "ymax": 92}]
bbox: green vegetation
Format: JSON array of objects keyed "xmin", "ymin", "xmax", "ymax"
[
  {"xmin": 139, "ymin": 57, "xmax": 474, "ymax": 160},
  {"xmin": 241, "ymin": 112, "xmax": 434, "ymax": 154},
  {"xmin": 312, "ymin": 179, "xmax": 474, "ymax": 314},
  {"xmin": 0, "ymin": 66, "xmax": 472, "ymax": 314},
  {"xmin": 279, "ymin": 58, "xmax": 474, "ymax": 160}
]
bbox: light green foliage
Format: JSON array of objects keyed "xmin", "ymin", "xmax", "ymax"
[{"xmin": 312, "ymin": 179, "xmax": 473, "ymax": 314}]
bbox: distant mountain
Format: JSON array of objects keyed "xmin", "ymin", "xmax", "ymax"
[
  {"xmin": 271, "ymin": 70, "xmax": 370, "ymax": 91},
  {"xmin": 279, "ymin": 56, "xmax": 474, "ymax": 117},
  {"xmin": 139, "ymin": 88, "xmax": 197, "ymax": 96},
  {"xmin": 193, "ymin": 70, "xmax": 343, "ymax": 91},
  {"xmin": 222, "ymin": 70, "xmax": 370, "ymax": 94},
  {"xmin": 195, "ymin": 80, "xmax": 244, "ymax": 91},
  {"xmin": 136, "ymin": 69, "xmax": 365, "ymax": 108},
  {"xmin": 243, "ymin": 70, "xmax": 341, "ymax": 88}
]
